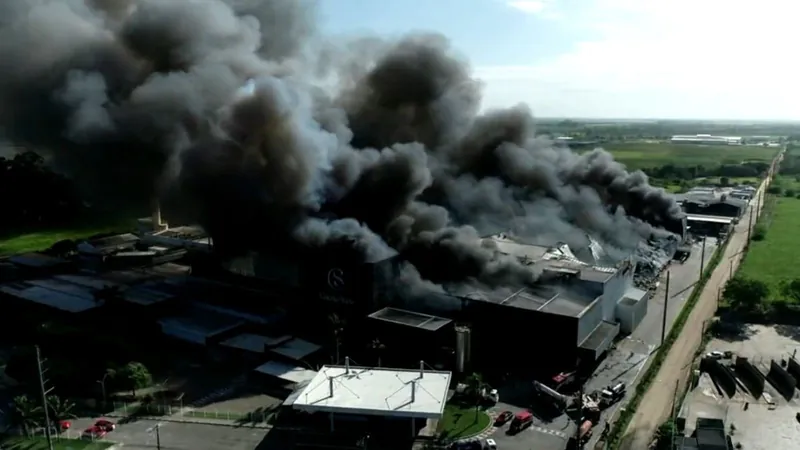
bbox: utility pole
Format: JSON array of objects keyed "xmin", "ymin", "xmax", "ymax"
[
  {"xmin": 36, "ymin": 346, "xmax": 54, "ymax": 450},
  {"xmin": 662, "ymin": 271, "xmax": 671, "ymax": 345},
  {"xmin": 699, "ymin": 237, "xmax": 707, "ymax": 280}
]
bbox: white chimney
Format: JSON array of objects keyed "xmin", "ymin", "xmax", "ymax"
[
  {"xmin": 345, "ymin": 356, "xmax": 350, "ymax": 374},
  {"xmin": 151, "ymin": 198, "xmax": 167, "ymax": 231},
  {"xmin": 420, "ymin": 360, "xmax": 424, "ymax": 378}
]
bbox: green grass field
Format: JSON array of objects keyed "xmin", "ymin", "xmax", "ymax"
[
  {"xmin": 0, "ymin": 222, "xmax": 133, "ymax": 256},
  {"xmin": 738, "ymin": 196, "xmax": 800, "ymax": 302},
  {"xmin": 437, "ymin": 404, "xmax": 491, "ymax": 440},
  {"xmin": 0, "ymin": 437, "xmax": 113, "ymax": 450},
  {"xmin": 597, "ymin": 143, "xmax": 778, "ymax": 169}
]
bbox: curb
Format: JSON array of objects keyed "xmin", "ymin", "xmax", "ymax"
[
  {"xmin": 127, "ymin": 415, "xmax": 272, "ymax": 428},
  {"xmin": 453, "ymin": 410, "xmax": 497, "ymax": 443}
]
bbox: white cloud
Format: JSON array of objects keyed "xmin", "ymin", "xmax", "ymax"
[
  {"xmin": 478, "ymin": 0, "xmax": 800, "ymax": 119},
  {"xmin": 506, "ymin": 1, "xmax": 547, "ymax": 14}
]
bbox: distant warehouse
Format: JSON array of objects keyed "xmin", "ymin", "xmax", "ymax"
[{"xmin": 670, "ymin": 134, "xmax": 742, "ymax": 145}]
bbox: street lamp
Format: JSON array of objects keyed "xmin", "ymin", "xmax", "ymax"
[{"xmin": 97, "ymin": 372, "xmax": 110, "ymax": 405}]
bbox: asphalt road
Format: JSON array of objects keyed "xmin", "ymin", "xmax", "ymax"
[
  {"xmin": 66, "ymin": 418, "xmax": 269, "ymax": 450},
  {"xmin": 620, "ymin": 161, "xmax": 778, "ymax": 449},
  {"xmin": 488, "ymin": 401, "xmax": 571, "ymax": 450},
  {"xmin": 633, "ymin": 237, "xmax": 719, "ymax": 347}
]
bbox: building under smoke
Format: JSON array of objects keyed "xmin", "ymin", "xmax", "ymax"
[{"xmin": 0, "ymin": 0, "xmax": 690, "ymax": 374}]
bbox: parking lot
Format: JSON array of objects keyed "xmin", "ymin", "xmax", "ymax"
[
  {"xmin": 679, "ymin": 323, "xmax": 800, "ymax": 449},
  {"xmin": 63, "ymin": 418, "xmax": 270, "ymax": 450}
]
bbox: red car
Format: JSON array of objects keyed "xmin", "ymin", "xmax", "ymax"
[
  {"xmin": 82, "ymin": 426, "xmax": 107, "ymax": 440},
  {"xmin": 58, "ymin": 420, "xmax": 71, "ymax": 432},
  {"xmin": 494, "ymin": 410, "xmax": 514, "ymax": 426},
  {"xmin": 94, "ymin": 419, "xmax": 116, "ymax": 432}
]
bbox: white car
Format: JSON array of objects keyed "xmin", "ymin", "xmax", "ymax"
[
  {"xmin": 485, "ymin": 438, "xmax": 497, "ymax": 450},
  {"xmin": 706, "ymin": 351, "xmax": 724, "ymax": 360}
]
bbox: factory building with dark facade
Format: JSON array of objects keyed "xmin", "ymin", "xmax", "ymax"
[
  {"xmin": 0, "ymin": 213, "xmax": 663, "ymax": 379},
  {"xmin": 202, "ymin": 231, "xmax": 648, "ymax": 375}
]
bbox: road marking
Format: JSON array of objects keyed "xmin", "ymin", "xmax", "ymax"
[{"xmin": 528, "ymin": 425, "xmax": 568, "ymax": 439}]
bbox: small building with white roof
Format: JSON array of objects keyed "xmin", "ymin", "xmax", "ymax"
[{"xmin": 291, "ymin": 359, "xmax": 451, "ymax": 436}]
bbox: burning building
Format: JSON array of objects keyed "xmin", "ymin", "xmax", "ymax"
[{"xmin": 0, "ymin": 1, "xmax": 686, "ymax": 372}]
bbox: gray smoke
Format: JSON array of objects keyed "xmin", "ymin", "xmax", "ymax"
[{"xmin": 0, "ymin": 0, "xmax": 682, "ymax": 290}]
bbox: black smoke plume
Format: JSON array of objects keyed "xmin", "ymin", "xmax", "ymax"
[{"xmin": 0, "ymin": 0, "xmax": 682, "ymax": 289}]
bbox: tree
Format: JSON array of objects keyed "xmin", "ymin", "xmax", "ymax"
[
  {"xmin": 724, "ymin": 276, "xmax": 769, "ymax": 312},
  {"xmin": 752, "ymin": 224, "xmax": 767, "ymax": 241},
  {"xmin": 46, "ymin": 395, "xmax": 76, "ymax": 424},
  {"xmin": 9, "ymin": 395, "xmax": 42, "ymax": 436},
  {"xmin": 328, "ymin": 313, "xmax": 345, "ymax": 364},
  {"xmin": 369, "ymin": 338, "xmax": 386, "ymax": 367},
  {"xmin": 781, "ymin": 279, "xmax": 800, "ymax": 303},
  {"xmin": 118, "ymin": 362, "xmax": 152, "ymax": 396},
  {"xmin": 719, "ymin": 177, "xmax": 730, "ymax": 187},
  {"xmin": 464, "ymin": 372, "xmax": 485, "ymax": 408}
]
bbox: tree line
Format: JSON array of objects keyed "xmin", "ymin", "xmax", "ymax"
[
  {"xmin": 0, "ymin": 151, "xmax": 84, "ymax": 233},
  {"xmin": 642, "ymin": 161, "xmax": 769, "ymax": 182}
]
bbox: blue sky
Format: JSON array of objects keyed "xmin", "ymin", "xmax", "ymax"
[
  {"xmin": 319, "ymin": 0, "xmax": 576, "ymax": 67},
  {"xmin": 316, "ymin": 0, "xmax": 800, "ymax": 120}
]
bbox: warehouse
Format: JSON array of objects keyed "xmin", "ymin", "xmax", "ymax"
[
  {"xmin": 365, "ymin": 307, "xmax": 453, "ymax": 367},
  {"xmin": 670, "ymin": 134, "xmax": 742, "ymax": 145},
  {"xmin": 686, "ymin": 214, "xmax": 735, "ymax": 237},
  {"xmin": 683, "ymin": 197, "xmax": 746, "ymax": 218},
  {"xmin": 290, "ymin": 361, "xmax": 450, "ymax": 438},
  {"xmin": 386, "ymin": 234, "xmax": 642, "ymax": 373}
]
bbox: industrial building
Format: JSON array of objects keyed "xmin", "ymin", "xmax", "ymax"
[
  {"xmin": 670, "ymin": 134, "xmax": 742, "ymax": 145},
  {"xmin": 673, "ymin": 187, "xmax": 751, "ymax": 237},
  {"xmin": 0, "ymin": 202, "xmax": 673, "ymax": 380},
  {"xmin": 287, "ymin": 361, "xmax": 450, "ymax": 437},
  {"xmin": 683, "ymin": 197, "xmax": 745, "ymax": 218},
  {"xmin": 382, "ymin": 233, "xmax": 651, "ymax": 373},
  {"xmin": 675, "ymin": 418, "xmax": 732, "ymax": 450}
]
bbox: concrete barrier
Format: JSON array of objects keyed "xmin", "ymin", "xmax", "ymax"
[
  {"xmin": 734, "ymin": 357, "xmax": 765, "ymax": 397},
  {"xmin": 702, "ymin": 358, "xmax": 736, "ymax": 397},
  {"xmin": 767, "ymin": 360, "xmax": 797, "ymax": 400},
  {"xmin": 787, "ymin": 358, "xmax": 800, "ymax": 384}
]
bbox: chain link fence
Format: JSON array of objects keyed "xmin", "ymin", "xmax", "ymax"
[{"xmin": 95, "ymin": 400, "xmax": 275, "ymax": 424}]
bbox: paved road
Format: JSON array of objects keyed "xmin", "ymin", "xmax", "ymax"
[
  {"xmin": 618, "ymin": 153, "xmax": 781, "ymax": 450},
  {"xmin": 633, "ymin": 237, "xmax": 718, "ymax": 347},
  {"xmin": 65, "ymin": 418, "xmax": 269, "ymax": 450},
  {"xmin": 488, "ymin": 401, "xmax": 572, "ymax": 450}
]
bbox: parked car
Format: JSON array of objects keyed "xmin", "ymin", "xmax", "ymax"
[
  {"xmin": 494, "ymin": 411, "xmax": 514, "ymax": 426},
  {"xmin": 94, "ymin": 419, "xmax": 116, "ymax": 432},
  {"xmin": 485, "ymin": 438, "xmax": 497, "ymax": 449},
  {"xmin": 82, "ymin": 426, "xmax": 108, "ymax": 440},
  {"xmin": 706, "ymin": 351, "xmax": 724, "ymax": 360}
]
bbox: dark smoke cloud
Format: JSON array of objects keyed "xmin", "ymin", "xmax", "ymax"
[{"xmin": 0, "ymin": 0, "xmax": 682, "ymax": 291}]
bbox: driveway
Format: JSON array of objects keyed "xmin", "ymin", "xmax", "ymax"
[{"xmin": 63, "ymin": 418, "xmax": 269, "ymax": 450}]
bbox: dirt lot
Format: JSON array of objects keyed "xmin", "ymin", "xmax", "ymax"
[
  {"xmin": 679, "ymin": 324, "xmax": 800, "ymax": 450},
  {"xmin": 618, "ymin": 175, "xmax": 772, "ymax": 450}
]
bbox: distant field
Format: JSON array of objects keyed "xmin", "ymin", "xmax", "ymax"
[
  {"xmin": 596, "ymin": 143, "xmax": 778, "ymax": 169},
  {"xmin": 0, "ymin": 221, "xmax": 133, "ymax": 256},
  {"xmin": 738, "ymin": 196, "xmax": 800, "ymax": 302}
]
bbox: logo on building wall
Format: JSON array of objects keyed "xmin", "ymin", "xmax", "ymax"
[{"xmin": 327, "ymin": 268, "xmax": 345, "ymax": 290}]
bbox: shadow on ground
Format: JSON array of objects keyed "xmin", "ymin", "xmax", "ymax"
[
  {"xmin": 774, "ymin": 324, "xmax": 800, "ymax": 342},
  {"xmin": 710, "ymin": 321, "xmax": 754, "ymax": 342}
]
